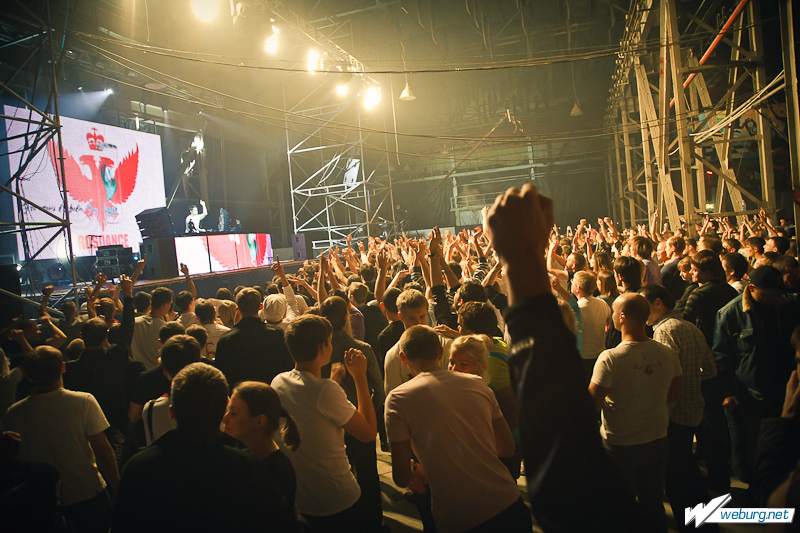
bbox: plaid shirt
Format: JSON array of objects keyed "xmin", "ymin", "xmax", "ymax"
[{"xmin": 653, "ymin": 312, "xmax": 717, "ymax": 427}]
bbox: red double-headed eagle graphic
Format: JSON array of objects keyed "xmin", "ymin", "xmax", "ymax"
[{"xmin": 47, "ymin": 130, "xmax": 139, "ymax": 230}]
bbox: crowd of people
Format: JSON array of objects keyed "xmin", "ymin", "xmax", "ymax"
[{"xmin": 2, "ymin": 188, "xmax": 800, "ymax": 533}]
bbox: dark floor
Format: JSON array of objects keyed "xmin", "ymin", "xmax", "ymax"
[{"xmin": 376, "ymin": 444, "xmax": 765, "ymax": 532}]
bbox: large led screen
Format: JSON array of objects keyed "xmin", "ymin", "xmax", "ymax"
[
  {"xmin": 5, "ymin": 106, "xmax": 166, "ymax": 259},
  {"xmin": 173, "ymin": 234, "xmax": 272, "ymax": 275}
]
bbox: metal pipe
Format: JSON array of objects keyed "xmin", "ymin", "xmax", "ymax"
[{"xmin": 670, "ymin": 0, "xmax": 751, "ymax": 108}]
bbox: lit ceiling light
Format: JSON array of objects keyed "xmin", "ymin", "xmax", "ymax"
[
  {"xmin": 264, "ymin": 25, "xmax": 279, "ymax": 54},
  {"xmin": 337, "ymin": 83, "xmax": 348, "ymax": 96},
  {"xmin": 193, "ymin": 0, "xmax": 219, "ymax": 22},
  {"xmin": 105, "ymin": 88, "xmax": 114, "ymax": 94},
  {"xmin": 307, "ymin": 50, "xmax": 320, "ymax": 74},
  {"xmin": 364, "ymin": 86, "xmax": 381, "ymax": 109}
]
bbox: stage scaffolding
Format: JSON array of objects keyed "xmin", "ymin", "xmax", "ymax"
[
  {"xmin": 0, "ymin": 2, "xmax": 77, "ymax": 307},
  {"xmin": 270, "ymin": 1, "xmax": 396, "ymax": 253},
  {"xmin": 604, "ymin": 0, "xmax": 799, "ymax": 237}
]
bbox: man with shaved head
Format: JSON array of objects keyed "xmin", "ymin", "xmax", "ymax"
[{"xmin": 589, "ymin": 292, "xmax": 683, "ymax": 533}]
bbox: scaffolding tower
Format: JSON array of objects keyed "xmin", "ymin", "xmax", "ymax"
[
  {"xmin": 604, "ymin": 0, "xmax": 796, "ymax": 235},
  {"xmin": 1, "ymin": 2, "xmax": 77, "ymax": 309}
]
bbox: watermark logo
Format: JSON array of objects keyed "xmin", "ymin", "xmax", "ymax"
[{"xmin": 686, "ymin": 493, "xmax": 795, "ymax": 527}]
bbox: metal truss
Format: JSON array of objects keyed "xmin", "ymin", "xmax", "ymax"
[
  {"xmin": 283, "ymin": 73, "xmax": 396, "ymax": 251},
  {"xmin": 271, "ymin": 0, "xmax": 396, "ymax": 252},
  {"xmin": 0, "ymin": 1, "xmax": 77, "ymax": 305},
  {"xmin": 605, "ymin": 0, "xmax": 785, "ymax": 234}
]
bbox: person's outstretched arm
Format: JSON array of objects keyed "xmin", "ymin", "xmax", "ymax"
[
  {"xmin": 180, "ymin": 263, "xmax": 197, "ymax": 300},
  {"xmin": 486, "ymin": 185, "xmax": 644, "ymax": 532}
]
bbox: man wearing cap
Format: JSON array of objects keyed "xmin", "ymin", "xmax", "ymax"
[{"xmin": 713, "ymin": 266, "xmax": 800, "ymax": 483}]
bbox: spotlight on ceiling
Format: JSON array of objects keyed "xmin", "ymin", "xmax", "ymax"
[
  {"xmin": 307, "ymin": 50, "xmax": 321, "ymax": 74},
  {"xmin": 105, "ymin": 88, "xmax": 114, "ymax": 94},
  {"xmin": 570, "ymin": 101, "xmax": 583, "ymax": 117},
  {"xmin": 364, "ymin": 86, "xmax": 381, "ymax": 109},
  {"xmin": 77, "ymin": 86, "xmax": 83, "ymax": 91},
  {"xmin": 193, "ymin": 0, "xmax": 219, "ymax": 22},
  {"xmin": 399, "ymin": 79, "xmax": 416, "ymax": 101},
  {"xmin": 192, "ymin": 133, "xmax": 204, "ymax": 154},
  {"xmin": 264, "ymin": 25, "xmax": 279, "ymax": 54}
]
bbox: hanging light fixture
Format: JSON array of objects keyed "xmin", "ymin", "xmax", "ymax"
[
  {"xmin": 566, "ymin": 0, "xmax": 582, "ymax": 117},
  {"xmin": 398, "ymin": 42, "xmax": 416, "ymax": 101},
  {"xmin": 400, "ymin": 78, "xmax": 415, "ymax": 101}
]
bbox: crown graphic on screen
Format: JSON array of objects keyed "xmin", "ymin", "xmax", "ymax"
[{"xmin": 87, "ymin": 128, "xmax": 104, "ymax": 151}]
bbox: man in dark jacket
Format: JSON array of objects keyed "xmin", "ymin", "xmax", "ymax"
[
  {"xmin": 215, "ymin": 288, "xmax": 293, "ymax": 388},
  {"xmin": 63, "ymin": 275, "xmax": 144, "ymax": 466},
  {"xmin": 319, "ymin": 296, "xmax": 385, "ymax": 531},
  {"xmin": 683, "ymin": 250, "xmax": 738, "ymax": 347},
  {"xmin": 713, "ymin": 266, "xmax": 800, "ymax": 484}
]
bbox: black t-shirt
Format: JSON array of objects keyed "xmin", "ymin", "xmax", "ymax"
[
  {"xmin": 131, "ymin": 365, "xmax": 170, "ymax": 406},
  {"xmin": 376, "ymin": 321, "xmax": 405, "ymax": 367},
  {"xmin": 262, "ymin": 450, "xmax": 297, "ymax": 518},
  {"xmin": 113, "ymin": 431, "xmax": 293, "ymax": 532}
]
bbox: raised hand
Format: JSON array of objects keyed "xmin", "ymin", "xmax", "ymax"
[
  {"xmin": 180, "ymin": 263, "xmax": 190, "ymax": 276},
  {"xmin": 270, "ymin": 255, "xmax": 285, "ymax": 278},
  {"xmin": 429, "ymin": 226, "xmax": 443, "ymax": 253},
  {"xmin": 120, "ymin": 274, "xmax": 133, "ymax": 297},
  {"xmin": 344, "ymin": 348, "xmax": 367, "ymax": 378}
]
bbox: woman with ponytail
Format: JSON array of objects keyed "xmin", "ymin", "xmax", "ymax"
[{"xmin": 223, "ymin": 381, "xmax": 301, "ymax": 517}]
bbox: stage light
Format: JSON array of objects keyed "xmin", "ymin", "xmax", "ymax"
[
  {"xmin": 77, "ymin": 86, "xmax": 83, "ymax": 91},
  {"xmin": 307, "ymin": 50, "xmax": 320, "ymax": 73},
  {"xmin": 192, "ymin": 133, "xmax": 204, "ymax": 154},
  {"xmin": 364, "ymin": 86, "xmax": 381, "ymax": 109},
  {"xmin": 336, "ymin": 83, "xmax": 348, "ymax": 96},
  {"xmin": 105, "ymin": 88, "xmax": 114, "ymax": 94},
  {"xmin": 264, "ymin": 26, "xmax": 279, "ymax": 54},
  {"xmin": 193, "ymin": 0, "xmax": 219, "ymax": 21}
]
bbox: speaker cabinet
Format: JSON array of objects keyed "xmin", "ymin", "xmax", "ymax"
[
  {"xmin": 136, "ymin": 208, "xmax": 175, "ymax": 239},
  {"xmin": 141, "ymin": 239, "xmax": 178, "ymax": 280},
  {"xmin": 292, "ymin": 233, "xmax": 313, "ymax": 262},
  {"xmin": 0, "ymin": 264, "xmax": 23, "ymax": 326}
]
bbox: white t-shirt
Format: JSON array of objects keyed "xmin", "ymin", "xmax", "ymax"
[
  {"xmin": 385, "ymin": 370, "xmax": 520, "ymax": 532},
  {"xmin": 271, "ymin": 369, "xmax": 360, "ymax": 517},
  {"xmin": 384, "ymin": 335, "xmax": 453, "ymax": 395},
  {"xmin": 132, "ymin": 315, "xmax": 167, "ymax": 370},
  {"xmin": 577, "ymin": 296, "xmax": 611, "ymax": 360},
  {"xmin": 3, "ymin": 389, "xmax": 110, "ymax": 505},
  {"xmin": 142, "ymin": 395, "xmax": 176, "ymax": 445},
  {"xmin": 592, "ymin": 339, "xmax": 682, "ymax": 446},
  {"xmin": 178, "ymin": 312, "xmax": 200, "ymax": 329},
  {"xmin": 201, "ymin": 322, "xmax": 230, "ymax": 360}
]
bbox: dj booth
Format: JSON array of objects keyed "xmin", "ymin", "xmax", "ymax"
[{"xmin": 133, "ymin": 206, "xmax": 272, "ymax": 280}]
